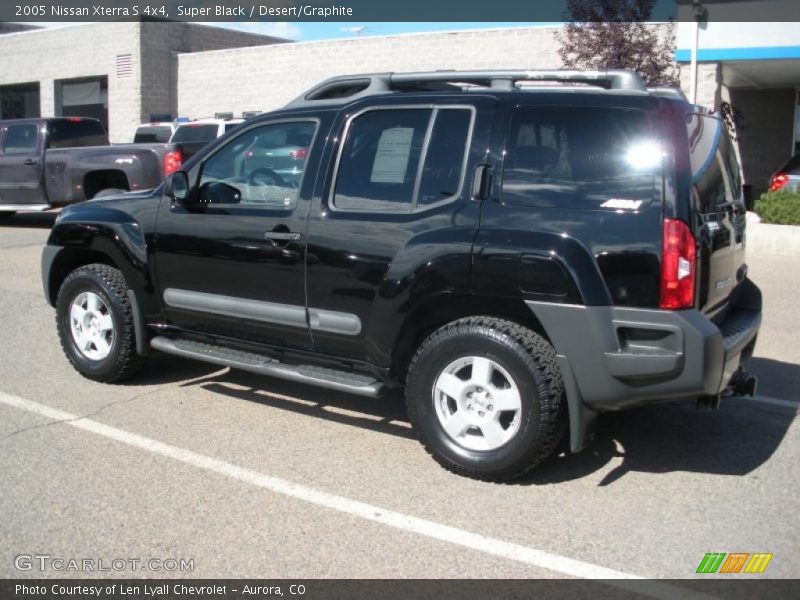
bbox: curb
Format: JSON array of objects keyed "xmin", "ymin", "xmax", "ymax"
[{"xmin": 746, "ymin": 212, "xmax": 800, "ymax": 257}]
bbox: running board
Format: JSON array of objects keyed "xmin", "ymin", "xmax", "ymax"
[{"xmin": 150, "ymin": 336, "xmax": 384, "ymax": 397}]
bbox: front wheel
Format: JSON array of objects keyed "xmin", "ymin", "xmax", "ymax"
[
  {"xmin": 405, "ymin": 317, "xmax": 566, "ymax": 482},
  {"xmin": 56, "ymin": 264, "xmax": 146, "ymax": 382}
]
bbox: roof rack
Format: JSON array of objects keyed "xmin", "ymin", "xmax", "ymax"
[
  {"xmin": 647, "ymin": 87, "xmax": 688, "ymax": 101},
  {"xmin": 286, "ymin": 69, "xmax": 647, "ymax": 108}
]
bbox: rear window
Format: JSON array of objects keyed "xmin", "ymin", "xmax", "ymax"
[
  {"xmin": 47, "ymin": 119, "xmax": 108, "ymax": 149},
  {"xmin": 502, "ymin": 106, "xmax": 657, "ymax": 210},
  {"xmin": 171, "ymin": 124, "xmax": 219, "ymax": 144},
  {"xmin": 134, "ymin": 126, "xmax": 173, "ymax": 143}
]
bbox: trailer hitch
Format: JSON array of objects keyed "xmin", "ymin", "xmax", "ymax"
[{"xmin": 697, "ymin": 367, "xmax": 758, "ymax": 410}]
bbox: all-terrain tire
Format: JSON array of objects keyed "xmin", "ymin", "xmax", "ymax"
[
  {"xmin": 405, "ymin": 316, "xmax": 566, "ymax": 482},
  {"xmin": 56, "ymin": 263, "xmax": 146, "ymax": 383}
]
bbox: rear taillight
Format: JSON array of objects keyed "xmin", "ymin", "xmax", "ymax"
[
  {"xmin": 660, "ymin": 218, "xmax": 696, "ymax": 310},
  {"xmin": 290, "ymin": 148, "xmax": 308, "ymax": 160},
  {"xmin": 163, "ymin": 149, "xmax": 182, "ymax": 176},
  {"xmin": 769, "ymin": 173, "xmax": 789, "ymax": 192}
]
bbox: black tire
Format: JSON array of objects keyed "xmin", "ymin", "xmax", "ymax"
[
  {"xmin": 56, "ymin": 263, "xmax": 146, "ymax": 383},
  {"xmin": 0, "ymin": 211, "xmax": 16, "ymax": 219},
  {"xmin": 92, "ymin": 188, "xmax": 127, "ymax": 199},
  {"xmin": 405, "ymin": 316, "xmax": 566, "ymax": 482}
]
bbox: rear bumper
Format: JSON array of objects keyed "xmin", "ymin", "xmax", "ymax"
[{"xmin": 527, "ymin": 279, "xmax": 761, "ymax": 448}]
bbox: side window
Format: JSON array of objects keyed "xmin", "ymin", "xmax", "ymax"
[
  {"xmin": 688, "ymin": 115, "xmax": 728, "ymax": 213},
  {"xmin": 502, "ymin": 107, "xmax": 656, "ymax": 209},
  {"xmin": 719, "ymin": 129, "xmax": 742, "ymax": 198},
  {"xmin": 197, "ymin": 121, "xmax": 316, "ymax": 208},
  {"xmin": 333, "ymin": 107, "xmax": 472, "ymax": 212},
  {"xmin": 4, "ymin": 124, "xmax": 38, "ymax": 154}
]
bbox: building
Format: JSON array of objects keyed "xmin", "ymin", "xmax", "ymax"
[
  {"xmin": 676, "ymin": 14, "xmax": 800, "ymax": 194},
  {"xmin": 0, "ymin": 21, "xmax": 285, "ymax": 142},
  {"xmin": 2, "ymin": 17, "xmax": 798, "ymax": 194}
]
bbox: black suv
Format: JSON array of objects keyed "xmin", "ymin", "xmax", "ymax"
[{"xmin": 41, "ymin": 70, "xmax": 761, "ymax": 481}]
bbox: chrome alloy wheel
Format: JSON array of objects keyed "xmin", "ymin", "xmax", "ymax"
[
  {"xmin": 432, "ymin": 356, "xmax": 522, "ymax": 451},
  {"xmin": 69, "ymin": 291, "xmax": 114, "ymax": 361}
]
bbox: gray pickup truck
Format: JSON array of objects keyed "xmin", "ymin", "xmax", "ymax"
[{"xmin": 0, "ymin": 117, "xmax": 182, "ymax": 216}]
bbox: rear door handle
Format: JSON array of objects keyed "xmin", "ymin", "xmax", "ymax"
[
  {"xmin": 23, "ymin": 158, "xmax": 38, "ymax": 166},
  {"xmin": 471, "ymin": 164, "xmax": 492, "ymax": 201},
  {"xmin": 264, "ymin": 232, "xmax": 302, "ymax": 242}
]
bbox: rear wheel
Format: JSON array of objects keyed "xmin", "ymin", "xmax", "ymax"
[
  {"xmin": 56, "ymin": 264, "xmax": 146, "ymax": 382},
  {"xmin": 405, "ymin": 317, "xmax": 566, "ymax": 482}
]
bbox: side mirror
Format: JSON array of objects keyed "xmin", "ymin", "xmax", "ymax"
[{"xmin": 165, "ymin": 171, "xmax": 190, "ymax": 203}]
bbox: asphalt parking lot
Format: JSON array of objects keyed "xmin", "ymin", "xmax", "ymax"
[{"xmin": 0, "ymin": 211, "xmax": 798, "ymax": 583}]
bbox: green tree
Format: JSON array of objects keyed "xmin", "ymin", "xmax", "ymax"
[{"xmin": 555, "ymin": 0, "xmax": 679, "ymax": 87}]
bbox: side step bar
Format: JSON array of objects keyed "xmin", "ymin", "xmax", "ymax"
[
  {"xmin": 150, "ymin": 336, "xmax": 384, "ymax": 398},
  {"xmin": 0, "ymin": 204, "xmax": 51, "ymax": 212}
]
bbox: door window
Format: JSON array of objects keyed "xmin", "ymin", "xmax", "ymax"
[
  {"xmin": 197, "ymin": 121, "xmax": 317, "ymax": 208},
  {"xmin": 332, "ymin": 107, "xmax": 473, "ymax": 212},
  {"xmin": 4, "ymin": 123, "xmax": 38, "ymax": 154}
]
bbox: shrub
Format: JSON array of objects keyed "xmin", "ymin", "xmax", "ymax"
[{"xmin": 755, "ymin": 189, "xmax": 800, "ymax": 225}]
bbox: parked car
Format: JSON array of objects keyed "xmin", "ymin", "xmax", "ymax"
[
  {"xmin": 133, "ymin": 122, "xmax": 177, "ymax": 144},
  {"xmin": 768, "ymin": 153, "xmax": 800, "ymax": 192},
  {"xmin": 170, "ymin": 118, "xmax": 244, "ymax": 160},
  {"xmin": 41, "ymin": 70, "xmax": 761, "ymax": 481},
  {"xmin": 0, "ymin": 117, "xmax": 182, "ymax": 217}
]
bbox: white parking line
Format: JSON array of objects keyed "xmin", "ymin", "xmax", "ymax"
[
  {"xmin": 737, "ymin": 395, "xmax": 798, "ymax": 410},
  {"xmin": 1, "ymin": 391, "xmax": 716, "ymax": 600}
]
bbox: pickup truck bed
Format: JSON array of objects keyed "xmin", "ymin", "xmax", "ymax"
[{"xmin": 0, "ymin": 117, "xmax": 180, "ymax": 212}]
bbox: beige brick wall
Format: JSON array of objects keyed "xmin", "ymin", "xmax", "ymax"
[
  {"xmin": 139, "ymin": 22, "xmax": 285, "ymax": 125},
  {"xmin": 176, "ymin": 26, "xmax": 565, "ymax": 118},
  {"xmin": 679, "ymin": 61, "xmax": 722, "ymax": 110},
  {"xmin": 0, "ymin": 22, "xmax": 284, "ymax": 142},
  {"xmin": 0, "ymin": 22, "xmax": 141, "ymax": 142}
]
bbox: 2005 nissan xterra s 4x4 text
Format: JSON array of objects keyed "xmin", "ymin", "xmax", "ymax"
[{"xmin": 41, "ymin": 69, "xmax": 762, "ymax": 481}]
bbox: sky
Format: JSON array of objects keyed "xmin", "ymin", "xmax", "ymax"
[
  {"xmin": 24, "ymin": 0, "xmax": 680, "ymax": 42},
  {"xmin": 225, "ymin": 22, "xmax": 547, "ymax": 42},
  {"xmin": 27, "ymin": 21, "xmax": 553, "ymax": 41}
]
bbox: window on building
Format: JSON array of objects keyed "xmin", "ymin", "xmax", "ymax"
[
  {"xmin": 56, "ymin": 76, "xmax": 109, "ymax": 133},
  {"xmin": 4, "ymin": 123, "xmax": 38, "ymax": 154},
  {"xmin": 0, "ymin": 83, "xmax": 40, "ymax": 120},
  {"xmin": 333, "ymin": 107, "xmax": 473, "ymax": 212},
  {"xmin": 198, "ymin": 121, "xmax": 317, "ymax": 208},
  {"xmin": 502, "ymin": 106, "xmax": 656, "ymax": 209}
]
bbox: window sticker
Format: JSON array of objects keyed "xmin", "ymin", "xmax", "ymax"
[{"xmin": 370, "ymin": 127, "xmax": 414, "ymax": 183}]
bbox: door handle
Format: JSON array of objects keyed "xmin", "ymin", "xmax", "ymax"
[
  {"xmin": 471, "ymin": 164, "xmax": 492, "ymax": 201},
  {"xmin": 23, "ymin": 158, "xmax": 38, "ymax": 166},
  {"xmin": 264, "ymin": 231, "xmax": 302, "ymax": 242}
]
